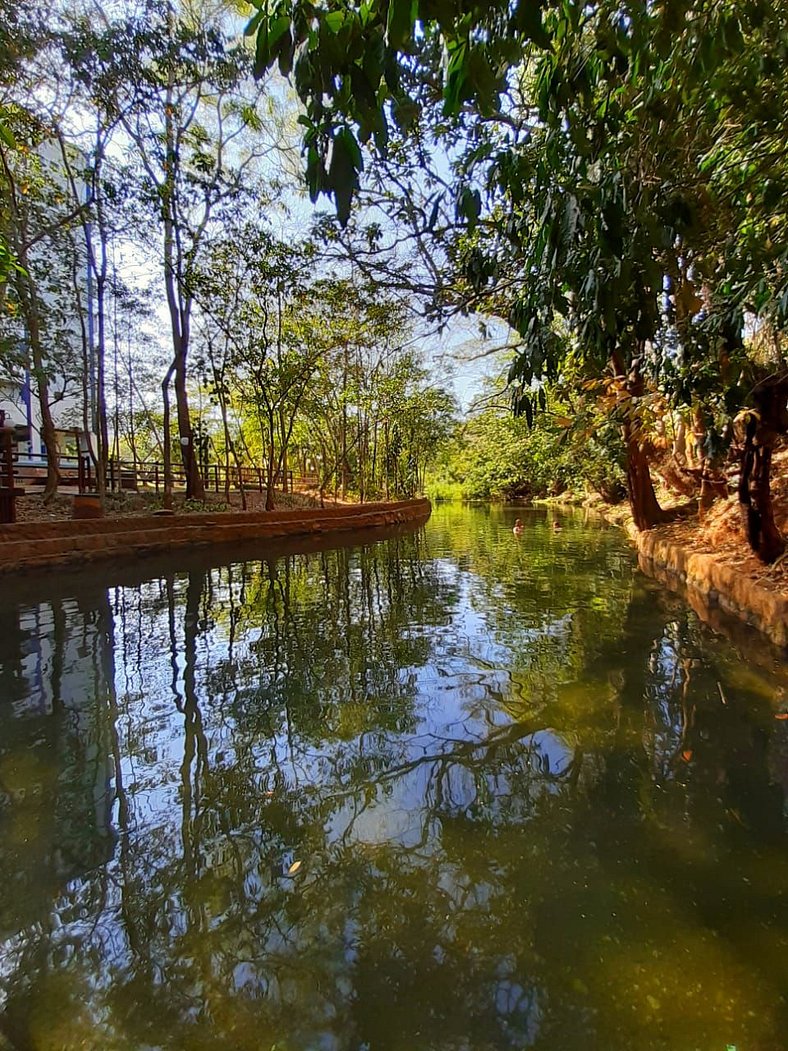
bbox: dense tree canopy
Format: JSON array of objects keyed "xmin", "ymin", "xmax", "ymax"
[
  {"xmin": 0, "ymin": 0, "xmax": 455, "ymax": 511},
  {"xmin": 250, "ymin": 0, "xmax": 788, "ymax": 559},
  {"xmin": 1, "ymin": 0, "xmax": 786, "ymax": 564}
]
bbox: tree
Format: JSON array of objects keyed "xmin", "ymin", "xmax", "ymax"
[
  {"xmin": 0, "ymin": 116, "xmax": 89, "ymax": 500},
  {"xmin": 54, "ymin": 12, "xmax": 140, "ymax": 500},
  {"xmin": 250, "ymin": 0, "xmax": 788, "ymax": 557},
  {"xmin": 0, "ymin": 0, "xmax": 40, "ymax": 286},
  {"xmin": 287, "ymin": 279, "xmax": 453, "ymax": 502},
  {"xmin": 194, "ymin": 227, "xmax": 328, "ymax": 509},
  {"xmin": 101, "ymin": 0, "xmax": 285, "ymax": 499}
]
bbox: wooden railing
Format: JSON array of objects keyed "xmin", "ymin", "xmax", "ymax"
[{"xmin": 10, "ymin": 453, "xmax": 319, "ymax": 496}]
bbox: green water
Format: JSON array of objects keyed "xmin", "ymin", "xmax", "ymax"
[{"xmin": 0, "ymin": 505, "xmax": 787, "ymax": 1051}]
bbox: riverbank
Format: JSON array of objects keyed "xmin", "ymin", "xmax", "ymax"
[
  {"xmin": 0, "ymin": 498, "xmax": 432, "ymax": 574},
  {"xmin": 574, "ymin": 482, "xmax": 788, "ymax": 649}
]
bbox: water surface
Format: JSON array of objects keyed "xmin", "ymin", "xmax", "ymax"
[{"xmin": 1, "ymin": 505, "xmax": 787, "ymax": 1051}]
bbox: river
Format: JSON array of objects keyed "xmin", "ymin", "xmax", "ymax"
[{"xmin": 0, "ymin": 504, "xmax": 786, "ymax": 1050}]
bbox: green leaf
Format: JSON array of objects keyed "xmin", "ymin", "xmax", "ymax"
[
  {"xmin": 254, "ymin": 19, "xmax": 271, "ymax": 75},
  {"xmin": 269, "ymin": 15, "xmax": 291, "ymax": 50},
  {"xmin": 294, "ymin": 41, "xmax": 315, "ymax": 97},
  {"xmin": 515, "ymin": 2, "xmax": 551, "ymax": 51},
  {"xmin": 457, "ymin": 186, "xmax": 482, "ymax": 229},
  {"xmin": 386, "ymin": 0, "xmax": 418, "ymax": 49},
  {"xmin": 444, "ymin": 37, "xmax": 471, "ymax": 115},
  {"xmin": 324, "ymin": 10, "xmax": 347, "ymax": 34},
  {"xmin": 328, "ymin": 127, "xmax": 363, "ymax": 226},
  {"xmin": 244, "ymin": 9, "xmax": 265, "ymax": 38},
  {"xmin": 0, "ymin": 120, "xmax": 16, "ymax": 148}
]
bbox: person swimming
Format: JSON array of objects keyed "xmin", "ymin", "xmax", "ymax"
[
  {"xmin": 513, "ymin": 518, "xmax": 524, "ymax": 535},
  {"xmin": 552, "ymin": 521, "xmax": 562, "ymax": 531}
]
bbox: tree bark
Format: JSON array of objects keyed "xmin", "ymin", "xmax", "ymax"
[
  {"xmin": 162, "ymin": 361, "xmax": 176, "ymax": 509},
  {"xmin": 173, "ymin": 333, "xmax": 204, "ymax": 500},
  {"xmin": 611, "ymin": 350, "xmax": 666, "ymax": 531},
  {"xmin": 91, "ymin": 222, "xmax": 110, "ymax": 499},
  {"xmin": 738, "ymin": 377, "xmax": 787, "ymax": 563},
  {"xmin": 15, "ymin": 273, "xmax": 60, "ymax": 501},
  {"xmin": 265, "ymin": 411, "xmax": 276, "ymax": 511},
  {"xmin": 161, "ymin": 72, "xmax": 204, "ymax": 503},
  {"xmin": 624, "ymin": 427, "xmax": 666, "ymax": 530}
]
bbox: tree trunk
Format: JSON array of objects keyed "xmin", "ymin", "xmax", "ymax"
[
  {"xmin": 221, "ymin": 414, "xmax": 232, "ymax": 504},
  {"xmin": 161, "ymin": 72, "xmax": 203, "ymax": 504},
  {"xmin": 32, "ymin": 341, "xmax": 61, "ymax": 503},
  {"xmin": 57, "ymin": 126, "xmax": 110, "ymax": 500},
  {"xmin": 86, "ymin": 172, "xmax": 110, "ymax": 499},
  {"xmin": 738, "ymin": 378, "xmax": 787, "ymax": 564},
  {"xmin": 173, "ymin": 340, "xmax": 204, "ymax": 500},
  {"xmin": 127, "ymin": 337, "xmax": 137, "ymax": 472},
  {"xmin": 673, "ymin": 416, "xmax": 687, "ymax": 465},
  {"xmin": 15, "ymin": 273, "xmax": 60, "ymax": 501},
  {"xmin": 384, "ymin": 420, "xmax": 390, "ymax": 501},
  {"xmin": 371, "ymin": 416, "xmax": 378, "ymax": 497},
  {"xmin": 357, "ymin": 408, "xmax": 365, "ymax": 503},
  {"xmin": 94, "ymin": 257, "xmax": 109, "ymax": 499},
  {"xmin": 279, "ymin": 406, "xmax": 288, "ymax": 493},
  {"xmin": 70, "ymin": 232, "xmax": 97, "ymax": 493},
  {"xmin": 611, "ymin": 351, "xmax": 666, "ymax": 531},
  {"xmin": 625, "ymin": 428, "xmax": 666, "ymax": 531},
  {"xmin": 162, "ymin": 361, "xmax": 175, "ymax": 509},
  {"xmin": 341, "ymin": 344, "xmax": 349, "ymax": 500},
  {"xmin": 265, "ymin": 412, "xmax": 276, "ymax": 511}
]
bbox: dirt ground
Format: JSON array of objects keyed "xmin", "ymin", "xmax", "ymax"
[
  {"xmin": 10, "ymin": 487, "xmax": 325, "ymax": 525},
  {"xmin": 598, "ymin": 447, "xmax": 788, "ymax": 598}
]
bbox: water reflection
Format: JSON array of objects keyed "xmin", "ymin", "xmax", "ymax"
[{"xmin": 0, "ymin": 507, "xmax": 787, "ymax": 1051}]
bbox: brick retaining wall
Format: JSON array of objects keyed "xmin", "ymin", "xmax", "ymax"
[
  {"xmin": 631, "ymin": 524, "xmax": 788, "ymax": 649},
  {"xmin": 0, "ymin": 498, "xmax": 432, "ymax": 574}
]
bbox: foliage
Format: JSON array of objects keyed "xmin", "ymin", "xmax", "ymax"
[
  {"xmin": 250, "ymin": 0, "xmax": 788, "ymax": 555},
  {"xmin": 0, "ymin": 114, "xmax": 88, "ymax": 406},
  {"xmin": 435, "ymin": 375, "xmax": 625, "ymax": 504},
  {"xmin": 191, "ymin": 222, "xmax": 454, "ymax": 502}
]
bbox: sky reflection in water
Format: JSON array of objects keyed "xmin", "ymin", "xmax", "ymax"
[{"xmin": 0, "ymin": 504, "xmax": 787, "ymax": 1051}]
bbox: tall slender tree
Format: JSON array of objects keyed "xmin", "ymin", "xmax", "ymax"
[{"xmin": 99, "ymin": 0, "xmax": 285, "ymax": 498}]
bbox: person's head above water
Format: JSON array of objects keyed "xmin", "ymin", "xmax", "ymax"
[{"xmin": 513, "ymin": 518, "xmax": 523, "ymax": 533}]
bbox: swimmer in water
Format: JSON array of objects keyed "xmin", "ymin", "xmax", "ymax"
[
  {"xmin": 552, "ymin": 521, "xmax": 562, "ymax": 531},
  {"xmin": 513, "ymin": 518, "xmax": 524, "ymax": 535}
]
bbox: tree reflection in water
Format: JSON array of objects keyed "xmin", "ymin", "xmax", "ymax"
[{"xmin": 0, "ymin": 506, "xmax": 787, "ymax": 1051}]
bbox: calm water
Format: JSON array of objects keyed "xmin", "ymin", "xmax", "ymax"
[{"xmin": 1, "ymin": 505, "xmax": 787, "ymax": 1051}]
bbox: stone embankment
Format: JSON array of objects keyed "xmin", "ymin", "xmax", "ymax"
[
  {"xmin": 629, "ymin": 523, "xmax": 788, "ymax": 649},
  {"xmin": 0, "ymin": 498, "xmax": 431, "ymax": 574}
]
